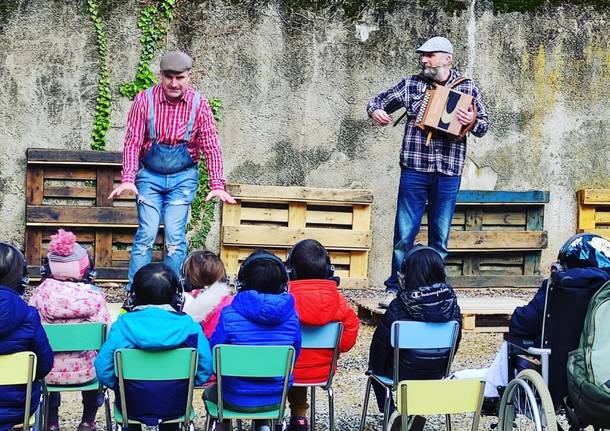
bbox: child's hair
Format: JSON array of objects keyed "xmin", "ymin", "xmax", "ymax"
[
  {"xmin": 237, "ymin": 250, "xmax": 288, "ymax": 294},
  {"xmin": 286, "ymin": 239, "xmax": 332, "ymax": 280},
  {"xmin": 182, "ymin": 250, "xmax": 226, "ymax": 290},
  {"xmin": 0, "ymin": 242, "xmax": 27, "ymax": 292},
  {"xmin": 133, "ymin": 263, "xmax": 179, "ymax": 305},
  {"xmin": 400, "ymin": 247, "xmax": 446, "ymax": 290}
]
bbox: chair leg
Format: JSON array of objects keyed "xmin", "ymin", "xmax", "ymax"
[
  {"xmin": 359, "ymin": 378, "xmax": 373, "ymax": 431},
  {"xmin": 445, "ymin": 414, "xmax": 451, "ymax": 431},
  {"xmin": 104, "ymin": 392, "xmax": 112, "ymax": 431},
  {"xmin": 327, "ymin": 387, "xmax": 335, "ymax": 431},
  {"xmin": 43, "ymin": 391, "xmax": 50, "ymax": 431},
  {"xmin": 236, "ymin": 419, "xmax": 242, "ymax": 431},
  {"xmin": 310, "ymin": 387, "xmax": 316, "ymax": 431},
  {"xmin": 382, "ymin": 386, "xmax": 392, "ymax": 431}
]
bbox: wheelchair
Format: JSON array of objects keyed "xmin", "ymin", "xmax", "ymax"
[{"xmin": 496, "ymin": 278, "xmax": 608, "ymax": 431}]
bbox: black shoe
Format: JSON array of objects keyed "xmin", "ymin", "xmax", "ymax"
[
  {"xmin": 286, "ymin": 416, "xmax": 308, "ymax": 431},
  {"xmin": 409, "ymin": 415, "xmax": 426, "ymax": 431},
  {"xmin": 481, "ymin": 397, "xmax": 500, "ymax": 416}
]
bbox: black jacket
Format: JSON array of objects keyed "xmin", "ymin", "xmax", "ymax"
[{"xmin": 368, "ymin": 282, "xmax": 461, "ymax": 380}]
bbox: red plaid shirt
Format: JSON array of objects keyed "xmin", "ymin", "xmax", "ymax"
[{"xmin": 121, "ymin": 84, "xmax": 225, "ymax": 190}]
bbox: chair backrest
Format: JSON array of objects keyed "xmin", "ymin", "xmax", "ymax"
[
  {"xmin": 299, "ymin": 322, "xmax": 343, "ymax": 387},
  {"xmin": 397, "ymin": 379, "xmax": 485, "ymax": 431},
  {"xmin": 114, "ymin": 348, "xmax": 197, "ymax": 427},
  {"xmin": 44, "ymin": 323, "xmax": 106, "ymax": 352},
  {"xmin": 0, "ymin": 352, "xmax": 37, "ymax": 429},
  {"xmin": 389, "ymin": 321, "xmax": 459, "ymax": 385},
  {"xmin": 213, "ymin": 344, "xmax": 295, "ymax": 420}
]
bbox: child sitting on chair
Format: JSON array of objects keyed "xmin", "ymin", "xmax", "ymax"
[
  {"xmin": 94, "ymin": 263, "xmax": 212, "ymax": 431},
  {"xmin": 285, "ymin": 239, "xmax": 359, "ymax": 431},
  {"xmin": 181, "ymin": 250, "xmax": 232, "ymax": 339},
  {"xmin": 204, "ymin": 249, "xmax": 301, "ymax": 431},
  {"xmin": 29, "ymin": 230, "xmax": 110, "ymax": 431},
  {"xmin": 367, "ymin": 245, "xmax": 461, "ymax": 430},
  {"xmin": 0, "ymin": 241, "xmax": 54, "ymax": 431}
]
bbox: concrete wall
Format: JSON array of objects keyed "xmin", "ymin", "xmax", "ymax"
[{"xmin": 1, "ymin": 0, "xmax": 608, "ymax": 288}]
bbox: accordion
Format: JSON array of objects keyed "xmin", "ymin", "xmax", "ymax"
[{"xmin": 414, "ymin": 78, "xmax": 477, "ymax": 144}]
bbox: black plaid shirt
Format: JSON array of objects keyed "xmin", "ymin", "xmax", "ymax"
[{"xmin": 367, "ymin": 70, "xmax": 489, "ymax": 176}]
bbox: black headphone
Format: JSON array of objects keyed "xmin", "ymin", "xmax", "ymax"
[
  {"xmin": 285, "ymin": 240, "xmax": 335, "ymax": 281},
  {"xmin": 0, "ymin": 242, "xmax": 29, "ymax": 295},
  {"xmin": 397, "ymin": 244, "xmax": 443, "ymax": 289},
  {"xmin": 40, "ymin": 254, "xmax": 97, "ymax": 284},
  {"xmin": 235, "ymin": 250, "xmax": 289, "ymax": 293}
]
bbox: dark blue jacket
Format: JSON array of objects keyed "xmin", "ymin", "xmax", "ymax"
[
  {"xmin": 0, "ymin": 285, "xmax": 54, "ymax": 431},
  {"xmin": 210, "ymin": 290, "xmax": 301, "ymax": 409},
  {"xmin": 94, "ymin": 306, "xmax": 213, "ymax": 426},
  {"xmin": 509, "ymin": 267, "xmax": 610, "ymax": 341}
]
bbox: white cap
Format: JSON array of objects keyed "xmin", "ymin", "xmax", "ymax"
[{"xmin": 416, "ymin": 37, "xmax": 454, "ymax": 54}]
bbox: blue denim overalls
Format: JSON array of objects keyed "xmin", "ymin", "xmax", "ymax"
[{"xmin": 127, "ymin": 88, "xmax": 202, "ymax": 288}]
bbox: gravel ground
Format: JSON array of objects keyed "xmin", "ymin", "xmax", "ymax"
[{"xmin": 39, "ymin": 286, "xmax": 541, "ymax": 431}]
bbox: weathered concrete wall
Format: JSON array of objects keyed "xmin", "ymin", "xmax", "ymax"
[{"xmin": 1, "ymin": 0, "xmax": 608, "ymax": 287}]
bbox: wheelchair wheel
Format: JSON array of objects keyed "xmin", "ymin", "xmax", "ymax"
[{"xmin": 498, "ymin": 369, "xmax": 557, "ymax": 431}]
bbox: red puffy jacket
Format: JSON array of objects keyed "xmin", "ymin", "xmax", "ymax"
[{"xmin": 289, "ymin": 279, "xmax": 359, "ymax": 384}]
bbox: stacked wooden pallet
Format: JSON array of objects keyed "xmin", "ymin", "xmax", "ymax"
[
  {"xmin": 220, "ymin": 184, "xmax": 373, "ymax": 289},
  {"xmin": 416, "ymin": 190, "xmax": 549, "ymax": 288},
  {"xmin": 24, "ymin": 149, "xmax": 163, "ymax": 281},
  {"xmin": 577, "ymin": 189, "xmax": 610, "ymax": 239}
]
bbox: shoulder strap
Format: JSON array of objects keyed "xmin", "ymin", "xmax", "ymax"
[
  {"xmin": 449, "ymin": 76, "xmax": 470, "ymax": 89},
  {"xmin": 182, "ymin": 91, "xmax": 201, "ymax": 143},
  {"xmin": 146, "ymin": 88, "xmax": 157, "ymax": 143}
]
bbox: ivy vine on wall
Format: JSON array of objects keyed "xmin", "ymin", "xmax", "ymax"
[{"xmin": 88, "ymin": 0, "xmax": 111, "ymax": 151}]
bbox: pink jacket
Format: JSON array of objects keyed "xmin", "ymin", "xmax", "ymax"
[
  {"xmin": 183, "ymin": 282, "xmax": 233, "ymax": 339},
  {"xmin": 29, "ymin": 278, "xmax": 110, "ymax": 385}
]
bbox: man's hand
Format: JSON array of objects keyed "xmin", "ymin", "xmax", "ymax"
[
  {"xmin": 108, "ymin": 182, "xmax": 138, "ymax": 200},
  {"xmin": 457, "ymin": 106, "xmax": 474, "ymax": 126},
  {"xmin": 371, "ymin": 109, "xmax": 392, "ymax": 126},
  {"xmin": 206, "ymin": 189, "xmax": 237, "ymax": 204}
]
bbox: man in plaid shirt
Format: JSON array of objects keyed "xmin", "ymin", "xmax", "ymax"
[
  {"xmin": 109, "ymin": 51, "xmax": 235, "ymax": 290},
  {"xmin": 367, "ymin": 37, "xmax": 489, "ymax": 307}
]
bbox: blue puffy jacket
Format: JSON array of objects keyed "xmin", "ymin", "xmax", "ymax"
[
  {"xmin": 0, "ymin": 285, "xmax": 54, "ymax": 431},
  {"xmin": 94, "ymin": 306, "xmax": 213, "ymax": 425},
  {"xmin": 210, "ymin": 290, "xmax": 301, "ymax": 409}
]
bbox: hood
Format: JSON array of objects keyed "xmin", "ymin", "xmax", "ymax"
[
  {"xmin": 183, "ymin": 282, "xmax": 231, "ymax": 323},
  {"xmin": 552, "ymin": 267, "xmax": 610, "ymax": 289},
  {"xmin": 30, "ymin": 279, "xmax": 105, "ymax": 321},
  {"xmin": 397, "ymin": 282, "xmax": 458, "ymax": 322},
  {"xmin": 116, "ymin": 306, "xmax": 197, "ymax": 349},
  {"xmin": 0, "ymin": 285, "xmax": 29, "ymax": 337},
  {"xmin": 232, "ymin": 290, "xmax": 295, "ymax": 326},
  {"xmin": 289, "ymin": 279, "xmax": 341, "ymax": 325}
]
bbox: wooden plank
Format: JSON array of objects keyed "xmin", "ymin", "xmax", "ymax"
[
  {"xmin": 222, "ymin": 201, "xmax": 242, "ymax": 226},
  {"xmin": 577, "ymin": 200, "xmax": 597, "ymax": 231},
  {"xmin": 96, "ymin": 168, "xmax": 115, "ymax": 207},
  {"xmin": 352, "ymin": 204, "xmax": 371, "ymax": 231},
  {"xmin": 524, "ymin": 207, "xmax": 544, "ymax": 275},
  {"xmin": 24, "ymin": 230, "xmax": 42, "ymax": 266},
  {"xmin": 596, "ymin": 211, "xmax": 610, "ymax": 225},
  {"xmin": 114, "ymin": 231, "xmax": 163, "ymax": 244},
  {"xmin": 27, "ymin": 148, "xmax": 122, "ymax": 165},
  {"xmin": 448, "ymin": 275, "xmax": 544, "ymax": 288},
  {"xmin": 42, "ymin": 167, "xmax": 97, "ymax": 180},
  {"xmin": 27, "ymin": 205, "xmax": 138, "ymax": 226},
  {"xmin": 288, "ymin": 202, "xmax": 307, "ymax": 228},
  {"xmin": 416, "ymin": 230, "xmax": 547, "ymax": 250},
  {"xmin": 113, "ymin": 250, "xmax": 163, "ymax": 261},
  {"xmin": 462, "ymin": 314, "xmax": 476, "ymax": 330},
  {"xmin": 43, "ymin": 231, "xmax": 95, "ymax": 242},
  {"xmin": 240, "ymin": 206, "xmax": 288, "ymax": 223},
  {"xmin": 94, "ymin": 231, "xmax": 112, "ymax": 267},
  {"xmin": 482, "ymin": 211, "xmax": 527, "ymax": 226},
  {"xmin": 462, "ymin": 208, "xmax": 483, "ymax": 275},
  {"xmin": 222, "ymin": 225, "xmax": 371, "ymax": 249},
  {"xmin": 43, "ymin": 186, "xmax": 96, "ymax": 199},
  {"xmin": 226, "ymin": 184, "xmax": 373, "ymax": 204},
  {"xmin": 26, "ymin": 167, "xmax": 44, "ymax": 205},
  {"xmin": 307, "ymin": 210, "xmax": 352, "ymax": 226},
  {"xmin": 580, "ymin": 189, "xmax": 610, "ymax": 205},
  {"xmin": 577, "ymin": 228, "xmax": 610, "ymax": 239},
  {"xmin": 349, "ymin": 251, "xmax": 369, "ymax": 277},
  {"xmin": 456, "ymin": 190, "xmax": 549, "ymax": 204}
]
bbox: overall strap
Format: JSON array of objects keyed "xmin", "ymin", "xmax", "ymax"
[
  {"xmin": 182, "ymin": 91, "xmax": 201, "ymax": 144},
  {"xmin": 449, "ymin": 76, "xmax": 470, "ymax": 89},
  {"xmin": 146, "ymin": 88, "xmax": 157, "ymax": 144}
]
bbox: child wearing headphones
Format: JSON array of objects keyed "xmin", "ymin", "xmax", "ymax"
[
  {"xmin": 181, "ymin": 250, "xmax": 233, "ymax": 339},
  {"xmin": 285, "ymin": 239, "xmax": 359, "ymax": 431},
  {"xmin": 0, "ymin": 241, "xmax": 54, "ymax": 431},
  {"xmin": 367, "ymin": 245, "xmax": 461, "ymax": 431},
  {"xmin": 204, "ymin": 249, "xmax": 301, "ymax": 431},
  {"xmin": 28, "ymin": 229, "xmax": 110, "ymax": 431},
  {"xmin": 95, "ymin": 262, "xmax": 212, "ymax": 430}
]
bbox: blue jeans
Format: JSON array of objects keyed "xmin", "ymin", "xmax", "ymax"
[
  {"xmin": 127, "ymin": 165, "xmax": 199, "ymax": 290},
  {"xmin": 384, "ymin": 168, "xmax": 461, "ymax": 291}
]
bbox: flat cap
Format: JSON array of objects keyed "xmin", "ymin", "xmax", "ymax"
[
  {"xmin": 160, "ymin": 51, "xmax": 193, "ymax": 73},
  {"xmin": 416, "ymin": 36, "xmax": 454, "ymax": 54}
]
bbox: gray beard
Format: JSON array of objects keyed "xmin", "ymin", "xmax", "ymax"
[{"xmin": 421, "ymin": 65, "xmax": 442, "ymax": 81}]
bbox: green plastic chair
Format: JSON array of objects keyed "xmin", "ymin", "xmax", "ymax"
[
  {"xmin": 396, "ymin": 379, "xmax": 485, "ymax": 431},
  {"xmin": 113, "ymin": 348, "xmax": 198, "ymax": 430},
  {"xmin": 41, "ymin": 323, "xmax": 111, "ymax": 431},
  {"xmin": 204, "ymin": 345, "xmax": 295, "ymax": 430},
  {"xmin": 0, "ymin": 351, "xmax": 37, "ymax": 430}
]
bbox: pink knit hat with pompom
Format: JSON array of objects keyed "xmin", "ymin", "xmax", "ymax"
[{"xmin": 47, "ymin": 229, "xmax": 90, "ymax": 281}]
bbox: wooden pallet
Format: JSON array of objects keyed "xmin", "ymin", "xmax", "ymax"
[
  {"xmin": 577, "ymin": 189, "xmax": 610, "ymax": 240},
  {"xmin": 416, "ymin": 190, "xmax": 549, "ymax": 288},
  {"xmin": 24, "ymin": 148, "xmax": 164, "ymax": 281},
  {"xmin": 356, "ymin": 296, "xmax": 526, "ymax": 332},
  {"xmin": 220, "ymin": 184, "xmax": 373, "ymax": 289}
]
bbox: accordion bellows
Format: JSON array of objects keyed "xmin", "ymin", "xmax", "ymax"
[{"xmin": 415, "ymin": 85, "xmax": 474, "ymax": 138}]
